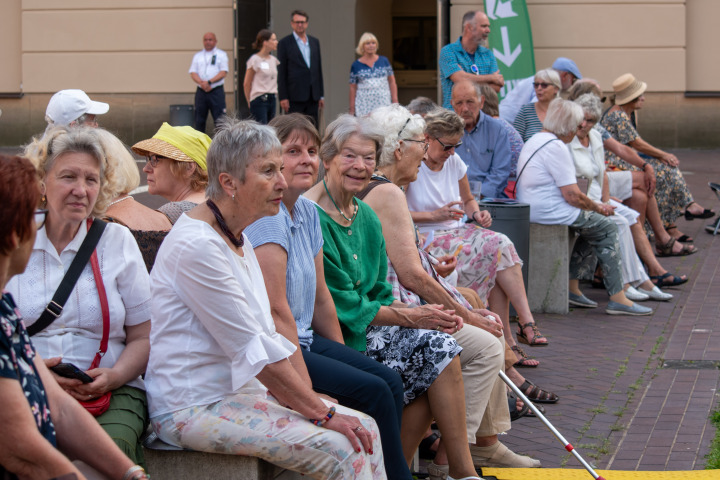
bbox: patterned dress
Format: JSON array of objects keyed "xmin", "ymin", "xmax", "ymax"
[
  {"xmin": 601, "ymin": 108, "xmax": 693, "ymax": 227},
  {"xmin": 0, "ymin": 293, "xmax": 56, "ymax": 480},
  {"xmin": 349, "ymin": 56, "xmax": 394, "ymax": 117}
]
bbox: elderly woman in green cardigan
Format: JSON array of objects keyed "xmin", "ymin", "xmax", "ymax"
[{"xmin": 304, "ymin": 114, "xmax": 483, "ymax": 480}]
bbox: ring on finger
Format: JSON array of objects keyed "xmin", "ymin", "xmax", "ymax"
[
  {"xmin": 354, "ymin": 426, "xmax": 363, "ymax": 432},
  {"xmin": 435, "ymin": 326, "xmax": 441, "ymax": 331}
]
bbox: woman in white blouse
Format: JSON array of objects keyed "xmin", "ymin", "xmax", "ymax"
[
  {"xmin": 9, "ymin": 126, "xmax": 152, "ymax": 466},
  {"xmin": 145, "ymin": 119, "xmax": 385, "ymax": 479}
]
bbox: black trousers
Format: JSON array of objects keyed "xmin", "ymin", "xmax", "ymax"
[
  {"xmin": 288, "ymin": 99, "xmax": 320, "ymax": 127},
  {"xmin": 194, "ymin": 85, "xmax": 226, "ymax": 133},
  {"xmin": 303, "ymin": 334, "xmax": 412, "ymax": 480}
]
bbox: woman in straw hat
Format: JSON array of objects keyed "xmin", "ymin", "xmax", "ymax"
[
  {"xmin": 601, "ymin": 73, "xmax": 713, "ymax": 255},
  {"xmin": 132, "ymin": 123, "xmax": 211, "ymax": 224}
]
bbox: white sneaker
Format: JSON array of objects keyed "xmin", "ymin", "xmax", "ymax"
[
  {"xmin": 625, "ymin": 286, "xmax": 650, "ymax": 302},
  {"xmin": 637, "ymin": 285, "xmax": 673, "ymax": 301}
]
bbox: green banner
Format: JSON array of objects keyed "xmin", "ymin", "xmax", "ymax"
[{"xmin": 484, "ymin": 0, "xmax": 536, "ymax": 99}]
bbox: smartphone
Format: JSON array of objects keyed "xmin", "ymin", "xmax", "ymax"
[{"xmin": 50, "ymin": 362, "xmax": 94, "ymax": 383}]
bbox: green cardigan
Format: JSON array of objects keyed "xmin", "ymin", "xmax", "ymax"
[{"xmin": 316, "ymin": 199, "xmax": 396, "ymax": 351}]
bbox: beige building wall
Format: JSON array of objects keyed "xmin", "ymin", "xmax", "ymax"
[{"xmin": 1, "ymin": 0, "xmax": 719, "ymax": 147}]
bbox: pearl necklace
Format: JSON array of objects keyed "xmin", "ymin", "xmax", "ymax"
[{"xmin": 108, "ymin": 195, "xmax": 131, "ymax": 207}]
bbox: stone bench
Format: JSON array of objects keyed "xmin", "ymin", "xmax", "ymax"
[
  {"xmin": 144, "ymin": 436, "xmax": 303, "ymax": 480},
  {"xmin": 527, "ymin": 223, "xmax": 577, "ymax": 314}
]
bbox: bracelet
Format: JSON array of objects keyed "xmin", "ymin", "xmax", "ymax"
[
  {"xmin": 471, "ymin": 211, "xmax": 480, "ymax": 222},
  {"xmin": 122, "ymin": 465, "xmax": 147, "ymax": 480},
  {"xmin": 310, "ymin": 406, "xmax": 336, "ymax": 427},
  {"xmin": 641, "ymin": 162, "xmax": 648, "ymax": 170}
]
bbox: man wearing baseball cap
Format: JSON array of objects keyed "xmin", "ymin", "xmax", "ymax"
[
  {"xmin": 45, "ymin": 89, "xmax": 109, "ymax": 127},
  {"xmin": 499, "ymin": 57, "xmax": 582, "ymax": 124}
]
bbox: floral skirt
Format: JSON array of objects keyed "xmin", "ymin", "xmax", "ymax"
[
  {"xmin": 151, "ymin": 393, "xmax": 386, "ymax": 480},
  {"xmin": 365, "ymin": 325, "xmax": 461, "ymax": 405},
  {"xmin": 429, "ymin": 225, "xmax": 522, "ymax": 302}
]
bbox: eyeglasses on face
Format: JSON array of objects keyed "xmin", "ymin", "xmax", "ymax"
[
  {"xmin": 434, "ymin": 137, "xmax": 462, "ymax": 152},
  {"xmin": 533, "ymin": 82, "xmax": 553, "ymax": 89},
  {"xmin": 402, "ymin": 138, "xmax": 429, "ymax": 153},
  {"xmin": 34, "ymin": 209, "xmax": 48, "ymax": 230},
  {"xmin": 145, "ymin": 154, "xmax": 167, "ymax": 168}
]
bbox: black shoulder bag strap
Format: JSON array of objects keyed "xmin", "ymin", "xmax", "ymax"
[
  {"xmin": 28, "ymin": 218, "xmax": 107, "ymax": 336},
  {"xmin": 512, "ymin": 138, "xmax": 561, "ymax": 197}
]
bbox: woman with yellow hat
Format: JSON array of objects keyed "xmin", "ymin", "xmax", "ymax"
[
  {"xmin": 133, "ymin": 123, "xmax": 211, "ymax": 224},
  {"xmin": 601, "ymin": 73, "xmax": 713, "ymax": 256}
]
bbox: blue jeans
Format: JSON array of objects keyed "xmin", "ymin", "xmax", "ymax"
[
  {"xmin": 303, "ymin": 334, "xmax": 412, "ymax": 480},
  {"xmin": 249, "ymin": 93, "xmax": 276, "ymax": 125}
]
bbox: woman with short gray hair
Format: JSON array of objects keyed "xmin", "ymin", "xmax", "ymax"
[
  {"xmin": 513, "ymin": 68, "xmax": 562, "ymax": 141},
  {"xmin": 146, "ymin": 118, "xmax": 386, "ymax": 479},
  {"xmin": 516, "ymin": 98, "xmax": 652, "ymax": 315}
]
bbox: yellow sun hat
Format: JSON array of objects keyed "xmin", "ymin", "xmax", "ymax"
[{"xmin": 132, "ymin": 122, "xmax": 211, "ymax": 170}]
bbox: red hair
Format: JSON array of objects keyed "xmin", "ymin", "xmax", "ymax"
[{"xmin": 0, "ymin": 154, "xmax": 41, "ymax": 254}]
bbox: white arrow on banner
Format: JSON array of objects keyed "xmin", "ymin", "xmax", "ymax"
[
  {"xmin": 486, "ymin": 0, "xmax": 519, "ymax": 20},
  {"xmin": 493, "ymin": 26, "xmax": 522, "ymax": 67}
]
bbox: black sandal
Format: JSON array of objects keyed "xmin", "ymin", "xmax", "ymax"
[
  {"xmin": 519, "ymin": 380, "xmax": 559, "ymax": 404},
  {"xmin": 418, "ymin": 432, "xmax": 440, "ymax": 460}
]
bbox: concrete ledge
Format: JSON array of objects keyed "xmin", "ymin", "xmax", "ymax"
[
  {"xmin": 144, "ymin": 448, "xmax": 304, "ymax": 480},
  {"xmin": 528, "ymin": 223, "xmax": 576, "ymax": 314}
]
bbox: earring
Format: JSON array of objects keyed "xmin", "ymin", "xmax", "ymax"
[
  {"xmin": 41, "ymin": 195, "xmax": 47, "ymax": 205},
  {"xmin": 232, "ymin": 193, "xmax": 235, "ymax": 201}
]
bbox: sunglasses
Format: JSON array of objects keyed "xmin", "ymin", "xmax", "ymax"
[
  {"xmin": 403, "ymin": 138, "xmax": 429, "ymax": 153},
  {"xmin": 434, "ymin": 137, "xmax": 462, "ymax": 152},
  {"xmin": 533, "ymin": 82, "xmax": 554, "ymax": 89},
  {"xmin": 34, "ymin": 209, "xmax": 48, "ymax": 230}
]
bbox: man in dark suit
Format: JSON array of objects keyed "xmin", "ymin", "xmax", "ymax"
[{"xmin": 277, "ymin": 9, "xmax": 324, "ymax": 126}]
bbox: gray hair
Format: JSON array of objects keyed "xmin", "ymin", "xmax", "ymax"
[
  {"xmin": 319, "ymin": 114, "xmax": 384, "ymax": 168},
  {"xmin": 206, "ymin": 118, "xmax": 282, "ymax": 200},
  {"xmin": 368, "ymin": 105, "xmax": 425, "ymax": 167},
  {"xmin": 573, "ymin": 93, "xmax": 602, "ymax": 122},
  {"xmin": 535, "ymin": 68, "xmax": 562, "ymax": 93},
  {"xmin": 407, "ymin": 97, "xmax": 437, "ymax": 116},
  {"xmin": 543, "ymin": 98, "xmax": 584, "ymax": 137},
  {"xmin": 23, "ymin": 125, "xmax": 114, "ymax": 216},
  {"xmin": 423, "ymin": 107, "xmax": 465, "ymax": 139},
  {"xmin": 462, "ymin": 10, "xmax": 480, "ymax": 28}
]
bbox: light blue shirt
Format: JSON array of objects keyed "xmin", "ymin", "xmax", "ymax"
[
  {"xmin": 244, "ymin": 197, "xmax": 323, "ymax": 349},
  {"xmin": 293, "ymin": 31, "xmax": 311, "ymax": 68},
  {"xmin": 455, "ymin": 111, "xmax": 512, "ymax": 199},
  {"xmin": 499, "ymin": 76, "xmax": 535, "ymax": 124}
]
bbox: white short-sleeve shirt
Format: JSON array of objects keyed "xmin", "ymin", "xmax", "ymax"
[
  {"xmin": 189, "ymin": 47, "xmax": 229, "ymax": 88},
  {"xmin": 516, "ymin": 132, "xmax": 581, "ymax": 225},
  {"xmin": 406, "ymin": 153, "xmax": 467, "ymax": 234},
  {"xmin": 6, "ymin": 222, "xmax": 151, "ymax": 390},
  {"xmin": 145, "ymin": 214, "xmax": 295, "ymax": 418}
]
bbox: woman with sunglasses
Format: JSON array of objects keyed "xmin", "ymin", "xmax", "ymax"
[
  {"xmin": 513, "ymin": 68, "xmax": 561, "ymax": 142},
  {"xmin": 406, "ymin": 108, "xmax": 551, "ymax": 369},
  {"xmin": 9, "ymin": 126, "xmax": 153, "ymax": 468},
  {"xmin": 133, "ymin": 123, "xmax": 211, "ymax": 224}
]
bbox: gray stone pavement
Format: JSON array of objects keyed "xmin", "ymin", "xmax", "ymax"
[{"xmin": 501, "ymin": 149, "xmax": 720, "ymax": 472}]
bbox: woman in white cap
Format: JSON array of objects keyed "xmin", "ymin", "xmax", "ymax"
[
  {"xmin": 132, "ymin": 123, "xmax": 211, "ymax": 224},
  {"xmin": 601, "ymin": 73, "xmax": 714, "ymax": 254}
]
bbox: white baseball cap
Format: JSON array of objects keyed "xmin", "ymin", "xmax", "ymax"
[{"xmin": 45, "ymin": 89, "xmax": 109, "ymax": 126}]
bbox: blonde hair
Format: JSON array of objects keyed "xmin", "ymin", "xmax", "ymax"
[
  {"xmin": 94, "ymin": 129, "xmax": 140, "ymax": 197},
  {"xmin": 23, "ymin": 125, "xmax": 115, "ymax": 217},
  {"xmin": 356, "ymin": 32, "xmax": 378, "ymax": 56}
]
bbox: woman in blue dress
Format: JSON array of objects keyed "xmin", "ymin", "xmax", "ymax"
[{"xmin": 349, "ymin": 32, "xmax": 398, "ymax": 117}]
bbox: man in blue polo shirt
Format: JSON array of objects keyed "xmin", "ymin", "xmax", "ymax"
[
  {"xmin": 452, "ymin": 81, "xmax": 512, "ymax": 199},
  {"xmin": 439, "ymin": 10, "xmax": 504, "ymax": 109}
]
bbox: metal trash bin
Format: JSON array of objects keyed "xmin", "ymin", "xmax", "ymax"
[
  {"xmin": 479, "ymin": 200, "xmax": 530, "ymax": 316},
  {"xmin": 169, "ymin": 105, "xmax": 194, "ymax": 127}
]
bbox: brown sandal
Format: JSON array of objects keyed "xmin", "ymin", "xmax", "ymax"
[
  {"xmin": 655, "ymin": 237, "xmax": 697, "ymax": 257},
  {"xmin": 520, "ymin": 380, "xmax": 559, "ymax": 403},
  {"xmin": 517, "ymin": 322, "xmax": 548, "ymax": 347},
  {"xmin": 511, "ymin": 345, "xmax": 539, "ymax": 368}
]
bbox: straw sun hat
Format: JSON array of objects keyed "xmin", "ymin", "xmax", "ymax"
[
  {"xmin": 132, "ymin": 122, "xmax": 211, "ymax": 170},
  {"xmin": 612, "ymin": 73, "xmax": 647, "ymax": 106}
]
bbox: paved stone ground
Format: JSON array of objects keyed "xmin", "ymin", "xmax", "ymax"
[{"xmin": 501, "ymin": 149, "xmax": 720, "ymax": 472}]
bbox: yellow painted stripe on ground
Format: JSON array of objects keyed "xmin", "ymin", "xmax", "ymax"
[{"xmin": 482, "ymin": 468, "xmax": 720, "ymax": 479}]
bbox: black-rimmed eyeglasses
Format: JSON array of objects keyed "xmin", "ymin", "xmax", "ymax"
[
  {"xmin": 403, "ymin": 138, "xmax": 429, "ymax": 153},
  {"xmin": 434, "ymin": 137, "xmax": 462, "ymax": 152},
  {"xmin": 145, "ymin": 154, "xmax": 165, "ymax": 168}
]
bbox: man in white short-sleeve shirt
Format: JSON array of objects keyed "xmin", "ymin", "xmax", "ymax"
[{"xmin": 189, "ymin": 32, "xmax": 229, "ymax": 133}]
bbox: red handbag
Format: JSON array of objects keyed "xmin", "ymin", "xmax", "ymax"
[{"xmin": 78, "ymin": 221, "xmax": 112, "ymax": 417}]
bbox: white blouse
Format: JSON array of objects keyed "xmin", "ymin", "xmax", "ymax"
[
  {"xmin": 145, "ymin": 214, "xmax": 296, "ymax": 418},
  {"xmin": 7, "ymin": 221, "xmax": 151, "ymax": 390}
]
